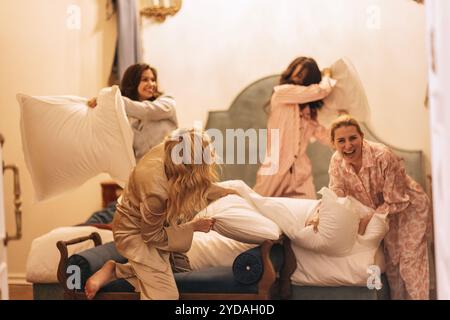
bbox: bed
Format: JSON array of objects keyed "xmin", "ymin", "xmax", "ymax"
[
  {"xmin": 28, "ymin": 75, "xmax": 427, "ymax": 300},
  {"xmin": 204, "ymin": 74, "xmax": 427, "ymax": 300},
  {"xmin": 29, "ymin": 182, "xmax": 286, "ymax": 300}
]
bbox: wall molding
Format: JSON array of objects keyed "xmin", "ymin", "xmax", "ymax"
[{"xmin": 8, "ymin": 272, "xmax": 30, "ymax": 285}]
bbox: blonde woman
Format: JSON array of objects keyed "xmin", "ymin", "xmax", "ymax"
[
  {"xmin": 328, "ymin": 115, "xmax": 431, "ymax": 300},
  {"xmin": 84, "ymin": 129, "xmax": 236, "ymax": 300}
]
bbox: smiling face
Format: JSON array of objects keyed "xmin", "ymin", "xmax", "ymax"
[
  {"xmin": 333, "ymin": 125, "xmax": 364, "ymax": 169},
  {"xmin": 137, "ymin": 68, "xmax": 157, "ymax": 101}
]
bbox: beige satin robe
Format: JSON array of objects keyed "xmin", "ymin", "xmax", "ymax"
[
  {"xmin": 254, "ymin": 79, "xmax": 333, "ymax": 198},
  {"xmin": 112, "ymin": 143, "xmax": 234, "ymax": 299}
]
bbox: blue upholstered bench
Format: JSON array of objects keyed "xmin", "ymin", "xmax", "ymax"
[{"xmin": 56, "ymin": 232, "xmax": 285, "ymax": 300}]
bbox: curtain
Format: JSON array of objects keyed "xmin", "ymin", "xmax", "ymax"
[
  {"xmin": 109, "ymin": 0, "xmax": 142, "ymax": 85},
  {"xmin": 426, "ymin": 0, "xmax": 450, "ymax": 300}
]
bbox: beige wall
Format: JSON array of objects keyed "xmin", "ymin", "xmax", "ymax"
[
  {"xmin": 142, "ymin": 0, "xmax": 429, "ymax": 161},
  {"xmin": 0, "ymin": 0, "xmax": 116, "ymax": 278}
]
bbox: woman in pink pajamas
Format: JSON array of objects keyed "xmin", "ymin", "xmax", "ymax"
[
  {"xmin": 328, "ymin": 115, "xmax": 432, "ymax": 300},
  {"xmin": 254, "ymin": 57, "xmax": 335, "ymax": 199}
]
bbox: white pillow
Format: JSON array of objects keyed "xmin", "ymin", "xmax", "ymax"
[
  {"xmin": 265, "ymin": 197, "xmax": 319, "ymax": 240},
  {"xmin": 347, "ymin": 195, "xmax": 376, "ymax": 218},
  {"xmin": 217, "ymin": 180, "xmax": 318, "ymax": 240},
  {"xmin": 17, "ymin": 86, "xmax": 136, "ymax": 201},
  {"xmin": 215, "ymin": 181, "xmax": 373, "ymax": 257},
  {"xmin": 26, "ymin": 226, "xmax": 114, "ymax": 283},
  {"xmin": 294, "ymin": 188, "xmax": 360, "ymax": 256},
  {"xmin": 291, "ymin": 198, "xmax": 389, "ymax": 287},
  {"xmin": 186, "ymin": 231, "xmax": 256, "ymax": 270},
  {"xmin": 319, "ymin": 57, "xmax": 371, "ymax": 126},
  {"xmin": 291, "ymin": 244, "xmax": 386, "ymax": 287},
  {"xmin": 197, "ymin": 194, "xmax": 282, "ymax": 244}
]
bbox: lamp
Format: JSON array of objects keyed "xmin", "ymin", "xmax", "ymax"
[{"xmin": 140, "ymin": 0, "xmax": 182, "ymax": 22}]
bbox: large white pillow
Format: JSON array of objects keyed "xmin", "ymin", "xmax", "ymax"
[
  {"xmin": 186, "ymin": 231, "xmax": 256, "ymax": 270},
  {"xmin": 26, "ymin": 226, "xmax": 114, "ymax": 283},
  {"xmin": 291, "ymin": 244, "xmax": 386, "ymax": 287},
  {"xmin": 294, "ymin": 188, "xmax": 360, "ymax": 256},
  {"xmin": 319, "ymin": 57, "xmax": 371, "ymax": 126},
  {"xmin": 269, "ymin": 197, "xmax": 319, "ymax": 233},
  {"xmin": 217, "ymin": 180, "xmax": 318, "ymax": 240},
  {"xmin": 215, "ymin": 181, "xmax": 376, "ymax": 257},
  {"xmin": 291, "ymin": 205, "xmax": 389, "ymax": 286},
  {"xmin": 197, "ymin": 194, "xmax": 282, "ymax": 244},
  {"xmin": 17, "ymin": 86, "xmax": 136, "ymax": 201}
]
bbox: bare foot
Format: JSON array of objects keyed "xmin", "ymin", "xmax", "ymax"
[{"xmin": 84, "ymin": 260, "xmax": 117, "ymax": 300}]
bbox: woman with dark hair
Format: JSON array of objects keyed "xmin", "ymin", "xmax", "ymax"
[
  {"xmin": 254, "ymin": 57, "xmax": 336, "ymax": 199},
  {"xmin": 88, "ymin": 63, "xmax": 178, "ymax": 161}
]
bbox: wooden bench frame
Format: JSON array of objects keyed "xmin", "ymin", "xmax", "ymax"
[{"xmin": 56, "ymin": 232, "xmax": 291, "ymax": 300}]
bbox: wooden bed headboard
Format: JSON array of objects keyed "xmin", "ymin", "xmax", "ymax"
[
  {"xmin": 205, "ymin": 75, "xmax": 427, "ymax": 192},
  {"xmin": 100, "ymin": 181, "xmax": 123, "ymax": 208}
]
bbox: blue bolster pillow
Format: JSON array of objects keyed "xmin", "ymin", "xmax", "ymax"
[
  {"xmin": 67, "ymin": 241, "xmax": 127, "ymax": 289},
  {"xmin": 232, "ymin": 243, "xmax": 284, "ymax": 285}
]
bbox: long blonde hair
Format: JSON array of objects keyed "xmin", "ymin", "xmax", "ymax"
[{"xmin": 164, "ymin": 128, "xmax": 219, "ymax": 224}]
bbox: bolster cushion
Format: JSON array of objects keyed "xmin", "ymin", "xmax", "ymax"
[
  {"xmin": 66, "ymin": 241, "xmax": 128, "ymax": 290},
  {"xmin": 232, "ymin": 243, "xmax": 284, "ymax": 285},
  {"xmin": 66, "ymin": 241, "xmax": 284, "ymax": 292}
]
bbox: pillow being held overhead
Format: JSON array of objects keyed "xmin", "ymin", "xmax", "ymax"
[
  {"xmin": 17, "ymin": 86, "xmax": 135, "ymax": 201},
  {"xmin": 319, "ymin": 57, "xmax": 371, "ymax": 126}
]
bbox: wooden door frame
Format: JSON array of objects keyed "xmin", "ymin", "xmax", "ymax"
[{"xmin": 0, "ymin": 134, "xmax": 9, "ymax": 300}]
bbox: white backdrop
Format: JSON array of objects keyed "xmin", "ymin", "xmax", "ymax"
[
  {"xmin": 426, "ymin": 0, "xmax": 450, "ymax": 300},
  {"xmin": 141, "ymin": 0, "xmax": 430, "ymax": 162}
]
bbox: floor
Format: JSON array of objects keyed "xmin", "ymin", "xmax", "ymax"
[
  {"xmin": 1, "ymin": 284, "xmax": 437, "ymax": 300},
  {"xmin": 2, "ymin": 284, "xmax": 33, "ymax": 300}
]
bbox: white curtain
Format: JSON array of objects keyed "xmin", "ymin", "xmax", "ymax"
[{"xmin": 426, "ymin": 0, "xmax": 450, "ymax": 300}]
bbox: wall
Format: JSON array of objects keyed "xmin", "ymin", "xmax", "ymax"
[
  {"xmin": 0, "ymin": 0, "xmax": 116, "ymax": 279},
  {"xmin": 0, "ymin": 0, "xmax": 429, "ymax": 281},
  {"xmin": 426, "ymin": 0, "xmax": 450, "ymax": 300},
  {"xmin": 141, "ymin": 0, "xmax": 429, "ymax": 165}
]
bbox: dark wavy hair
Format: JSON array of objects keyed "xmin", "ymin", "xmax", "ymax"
[
  {"xmin": 279, "ymin": 57, "xmax": 324, "ymax": 120},
  {"xmin": 120, "ymin": 63, "xmax": 162, "ymax": 101}
]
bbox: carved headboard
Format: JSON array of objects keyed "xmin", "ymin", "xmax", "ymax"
[
  {"xmin": 205, "ymin": 76, "xmax": 276, "ymax": 187},
  {"xmin": 205, "ymin": 75, "xmax": 426, "ymax": 191}
]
